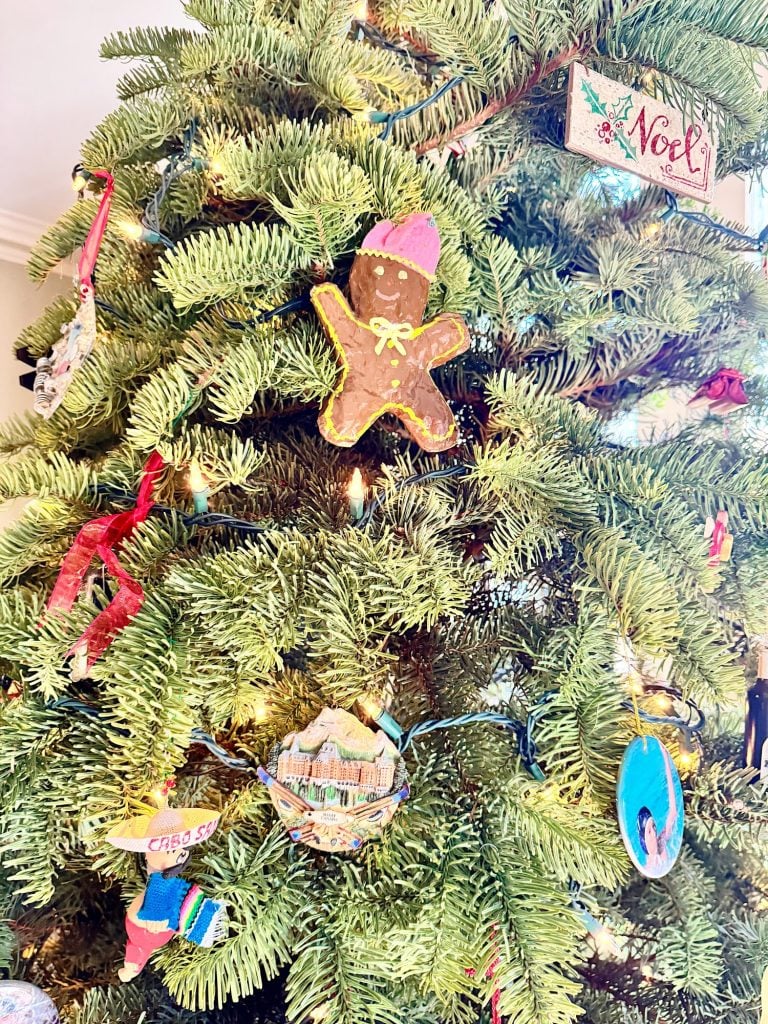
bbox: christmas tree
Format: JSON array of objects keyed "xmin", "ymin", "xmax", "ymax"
[{"xmin": 4, "ymin": 1, "xmax": 768, "ymax": 1022}]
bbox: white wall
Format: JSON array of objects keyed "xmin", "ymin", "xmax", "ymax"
[{"xmin": 0, "ymin": 261, "xmax": 67, "ymax": 419}]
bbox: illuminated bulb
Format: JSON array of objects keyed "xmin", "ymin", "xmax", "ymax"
[
  {"xmin": 678, "ymin": 750, "xmax": 697, "ymax": 771},
  {"xmin": 648, "ymin": 691, "xmax": 674, "ymax": 715},
  {"xmin": 580, "ymin": 908, "xmax": 623, "ymax": 960},
  {"xmin": 72, "ymin": 172, "xmax": 89, "ymax": 192},
  {"xmin": 353, "ymin": 0, "xmax": 368, "ymax": 19},
  {"xmin": 590, "ymin": 923, "xmax": 622, "ymax": 959},
  {"xmin": 253, "ymin": 703, "xmax": 268, "ymax": 723},
  {"xmin": 347, "ymin": 467, "xmax": 365, "ymax": 521},
  {"xmin": 188, "ymin": 458, "xmax": 210, "ymax": 515},
  {"xmin": 359, "ymin": 696, "xmax": 403, "ymax": 742},
  {"xmin": 119, "ymin": 220, "xmax": 168, "ymax": 246},
  {"xmin": 152, "ymin": 788, "xmax": 166, "ymax": 806},
  {"xmin": 208, "ymin": 156, "xmax": 226, "ymax": 176},
  {"xmin": 188, "ymin": 458, "xmax": 207, "ymax": 494},
  {"xmin": 642, "ymin": 221, "xmax": 662, "ymax": 240},
  {"xmin": 119, "ymin": 219, "xmax": 145, "ymax": 241},
  {"xmin": 677, "ymin": 731, "xmax": 700, "ymax": 772},
  {"xmin": 360, "ymin": 696, "xmax": 380, "ymax": 718}
]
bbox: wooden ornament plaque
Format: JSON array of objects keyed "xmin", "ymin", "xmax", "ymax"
[{"xmin": 565, "ymin": 63, "xmax": 716, "ymax": 202}]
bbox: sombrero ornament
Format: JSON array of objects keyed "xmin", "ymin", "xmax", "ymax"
[
  {"xmin": 105, "ymin": 801, "xmax": 227, "ymax": 983},
  {"xmin": 106, "ymin": 806, "xmax": 220, "ymax": 854}
]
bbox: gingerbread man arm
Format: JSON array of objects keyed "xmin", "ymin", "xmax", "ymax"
[
  {"xmin": 310, "ymin": 283, "xmax": 356, "ymax": 342},
  {"xmin": 416, "ymin": 313, "xmax": 471, "ymax": 368}
]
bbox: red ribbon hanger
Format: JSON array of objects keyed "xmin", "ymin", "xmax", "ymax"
[
  {"xmin": 45, "ymin": 452, "xmax": 165, "ymax": 670},
  {"xmin": 77, "ymin": 169, "xmax": 114, "ymax": 299}
]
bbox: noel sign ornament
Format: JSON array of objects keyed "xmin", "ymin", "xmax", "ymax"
[{"xmin": 565, "ymin": 63, "xmax": 716, "ymax": 202}]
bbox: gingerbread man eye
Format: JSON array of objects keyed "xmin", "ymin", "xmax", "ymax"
[
  {"xmin": 398, "ymin": 269, "xmax": 408, "ymax": 280},
  {"xmin": 374, "ymin": 265, "xmax": 385, "ymax": 276}
]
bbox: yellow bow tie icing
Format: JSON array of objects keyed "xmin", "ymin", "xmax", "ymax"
[{"xmin": 368, "ymin": 318, "xmax": 415, "ymax": 356}]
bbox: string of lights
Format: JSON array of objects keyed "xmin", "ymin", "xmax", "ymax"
[
  {"xmin": 394, "ymin": 690, "xmax": 556, "ymax": 779},
  {"xmin": 355, "ymin": 463, "xmax": 472, "ymax": 527},
  {"xmin": 46, "ymin": 690, "xmax": 556, "ymax": 780},
  {"xmin": 95, "ymin": 459, "xmax": 473, "ymax": 537},
  {"xmin": 662, "ymin": 189, "xmax": 768, "ymax": 250},
  {"xmin": 370, "ymin": 74, "xmax": 465, "ymax": 141},
  {"xmin": 45, "ymin": 685, "xmax": 699, "ymax": 783},
  {"xmin": 620, "ymin": 684, "xmax": 705, "ymax": 740},
  {"xmin": 119, "ymin": 118, "xmax": 200, "ymax": 248}
]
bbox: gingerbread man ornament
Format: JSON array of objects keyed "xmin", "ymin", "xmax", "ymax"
[{"xmin": 311, "ymin": 213, "xmax": 470, "ymax": 451}]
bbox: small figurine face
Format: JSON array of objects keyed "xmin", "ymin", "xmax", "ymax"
[
  {"xmin": 349, "ymin": 253, "xmax": 430, "ymax": 324},
  {"xmin": 637, "ymin": 806, "xmax": 663, "ymax": 858},
  {"xmin": 145, "ymin": 846, "xmax": 190, "ymax": 874}
]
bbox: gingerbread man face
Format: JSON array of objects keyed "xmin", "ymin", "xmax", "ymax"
[
  {"xmin": 349, "ymin": 253, "xmax": 430, "ymax": 324},
  {"xmin": 311, "ymin": 213, "xmax": 470, "ymax": 453}
]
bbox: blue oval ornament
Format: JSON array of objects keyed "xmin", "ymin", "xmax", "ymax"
[{"xmin": 617, "ymin": 736, "xmax": 684, "ymax": 878}]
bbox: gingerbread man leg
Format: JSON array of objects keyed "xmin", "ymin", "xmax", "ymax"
[
  {"xmin": 394, "ymin": 380, "xmax": 460, "ymax": 451},
  {"xmin": 319, "ymin": 380, "xmax": 391, "ymax": 447}
]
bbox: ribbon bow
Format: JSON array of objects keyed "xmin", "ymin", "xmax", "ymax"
[
  {"xmin": 44, "ymin": 452, "xmax": 165, "ymax": 672},
  {"xmin": 368, "ymin": 317, "xmax": 415, "ymax": 356}
]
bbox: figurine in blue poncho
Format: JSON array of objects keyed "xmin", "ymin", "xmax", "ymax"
[{"xmin": 106, "ymin": 804, "xmax": 228, "ymax": 982}]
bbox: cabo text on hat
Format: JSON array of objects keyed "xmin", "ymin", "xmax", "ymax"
[{"xmin": 106, "ymin": 807, "xmax": 220, "ymax": 853}]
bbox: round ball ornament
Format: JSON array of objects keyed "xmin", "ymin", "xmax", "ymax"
[
  {"xmin": 616, "ymin": 736, "xmax": 684, "ymax": 878},
  {"xmin": 258, "ymin": 707, "xmax": 409, "ymax": 852},
  {"xmin": 0, "ymin": 981, "xmax": 59, "ymax": 1024}
]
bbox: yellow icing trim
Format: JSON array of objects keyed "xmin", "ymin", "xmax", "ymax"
[
  {"xmin": 358, "ymin": 249, "xmax": 436, "ymax": 282},
  {"xmin": 311, "ymin": 283, "xmax": 470, "ymax": 448}
]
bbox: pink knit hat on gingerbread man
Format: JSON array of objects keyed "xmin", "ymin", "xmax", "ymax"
[{"xmin": 359, "ymin": 212, "xmax": 441, "ymax": 281}]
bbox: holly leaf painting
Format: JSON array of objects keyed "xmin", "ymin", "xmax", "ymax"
[
  {"xmin": 611, "ymin": 93, "xmax": 635, "ymax": 121},
  {"xmin": 581, "ymin": 80, "xmax": 608, "ymax": 117},
  {"xmin": 614, "ymin": 128, "xmax": 637, "ymax": 161}
]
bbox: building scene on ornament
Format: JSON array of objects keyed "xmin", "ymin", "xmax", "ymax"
[{"xmin": 1, "ymin": 2, "xmax": 768, "ymax": 1023}]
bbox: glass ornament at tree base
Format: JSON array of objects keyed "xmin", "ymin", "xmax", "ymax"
[{"xmin": 0, "ymin": 981, "xmax": 59, "ymax": 1024}]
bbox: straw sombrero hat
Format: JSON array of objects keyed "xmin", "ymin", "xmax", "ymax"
[{"xmin": 106, "ymin": 806, "xmax": 220, "ymax": 853}]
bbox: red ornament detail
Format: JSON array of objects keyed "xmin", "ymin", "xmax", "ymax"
[
  {"xmin": 706, "ymin": 510, "xmax": 733, "ymax": 567},
  {"xmin": 465, "ymin": 926, "xmax": 502, "ymax": 1024},
  {"xmin": 43, "ymin": 452, "xmax": 166, "ymax": 671},
  {"xmin": 688, "ymin": 367, "xmax": 748, "ymax": 415}
]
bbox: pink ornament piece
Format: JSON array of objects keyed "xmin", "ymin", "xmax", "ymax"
[
  {"xmin": 705, "ymin": 510, "xmax": 733, "ymax": 567},
  {"xmin": 359, "ymin": 212, "xmax": 441, "ymax": 280},
  {"xmin": 688, "ymin": 368, "xmax": 749, "ymax": 415}
]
